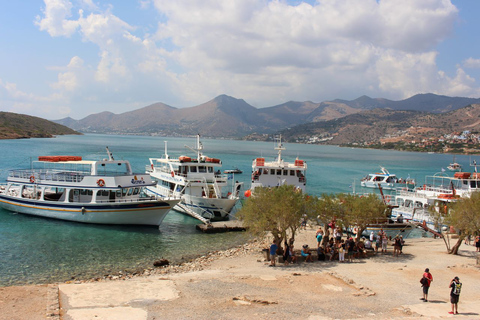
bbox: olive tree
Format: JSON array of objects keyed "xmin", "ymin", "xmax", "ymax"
[
  {"xmin": 340, "ymin": 193, "xmax": 388, "ymax": 242},
  {"xmin": 444, "ymin": 192, "xmax": 480, "ymax": 255},
  {"xmin": 237, "ymin": 184, "xmax": 312, "ymax": 247},
  {"xmin": 311, "ymin": 193, "xmax": 345, "ymax": 247}
]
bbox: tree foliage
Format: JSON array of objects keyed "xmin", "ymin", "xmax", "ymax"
[
  {"xmin": 237, "ymin": 185, "xmax": 311, "ymax": 245},
  {"xmin": 444, "ymin": 192, "xmax": 480, "ymax": 254}
]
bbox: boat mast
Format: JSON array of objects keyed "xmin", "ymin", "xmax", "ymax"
[
  {"xmin": 274, "ymin": 135, "xmax": 285, "ymax": 164},
  {"xmin": 185, "ymin": 134, "xmax": 204, "ymax": 160}
]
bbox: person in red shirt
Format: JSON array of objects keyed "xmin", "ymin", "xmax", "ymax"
[{"xmin": 421, "ymin": 268, "xmax": 433, "ymax": 302}]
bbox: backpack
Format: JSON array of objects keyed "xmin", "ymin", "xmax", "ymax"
[
  {"xmin": 453, "ymin": 282, "xmax": 462, "ymax": 295},
  {"xmin": 420, "ymin": 277, "xmax": 428, "ymax": 286}
]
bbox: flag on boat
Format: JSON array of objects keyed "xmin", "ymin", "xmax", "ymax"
[
  {"xmin": 227, "ymin": 174, "xmax": 233, "ymax": 180},
  {"xmin": 441, "ymin": 168, "xmax": 446, "ymax": 172}
]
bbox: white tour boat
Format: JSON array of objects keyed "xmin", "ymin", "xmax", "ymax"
[
  {"xmin": 245, "ymin": 136, "xmax": 307, "ymax": 196},
  {"xmin": 0, "ymin": 148, "xmax": 179, "ymax": 226},
  {"xmin": 360, "ymin": 167, "xmax": 415, "ymax": 190},
  {"xmin": 390, "ymin": 170, "xmax": 480, "ymax": 231},
  {"xmin": 146, "ymin": 135, "xmax": 243, "ymax": 222}
]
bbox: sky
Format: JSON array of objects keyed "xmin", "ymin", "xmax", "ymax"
[{"xmin": 1, "ymin": 0, "xmax": 480, "ymax": 120}]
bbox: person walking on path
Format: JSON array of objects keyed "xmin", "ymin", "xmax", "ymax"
[
  {"xmin": 449, "ymin": 276, "xmax": 462, "ymax": 315},
  {"xmin": 269, "ymin": 240, "xmax": 278, "ymax": 267},
  {"xmin": 421, "ymin": 268, "xmax": 433, "ymax": 302},
  {"xmin": 475, "ymin": 235, "xmax": 480, "ymax": 252}
]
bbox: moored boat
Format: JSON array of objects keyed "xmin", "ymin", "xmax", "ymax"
[
  {"xmin": 390, "ymin": 169, "xmax": 480, "ymax": 231},
  {"xmin": 146, "ymin": 135, "xmax": 243, "ymax": 222},
  {"xmin": 0, "ymin": 148, "xmax": 179, "ymax": 226},
  {"xmin": 245, "ymin": 135, "xmax": 307, "ymax": 197},
  {"xmin": 224, "ymin": 167, "xmax": 243, "ymax": 174},
  {"xmin": 360, "ymin": 167, "xmax": 415, "ymax": 190}
]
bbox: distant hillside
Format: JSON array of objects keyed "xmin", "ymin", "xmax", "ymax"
[
  {"xmin": 54, "ymin": 93, "xmax": 480, "ymax": 138},
  {"xmin": 280, "ymin": 104, "xmax": 480, "ymax": 145},
  {"xmin": 0, "ymin": 112, "xmax": 80, "ymax": 139}
]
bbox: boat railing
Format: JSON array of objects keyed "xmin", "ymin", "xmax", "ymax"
[{"xmin": 9, "ymin": 169, "xmax": 86, "ymax": 183}]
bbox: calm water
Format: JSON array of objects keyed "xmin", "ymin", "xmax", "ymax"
[{"xmin": 0, "ymin": 134, "xmax": 475, "ymax": 286}]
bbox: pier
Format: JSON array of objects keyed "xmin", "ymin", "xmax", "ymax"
[{"xmin": 195, "ymin": 220, "xmax": 246, "ymax": 233}]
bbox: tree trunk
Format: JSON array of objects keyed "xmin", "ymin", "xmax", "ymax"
[{"xmin": 448, "ymin": 236, "xmax": 465, "ymax": 255}]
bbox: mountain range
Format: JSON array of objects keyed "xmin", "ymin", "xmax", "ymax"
[{"xmin": 54, "ymin": 93, "xmax": 480, "ymax": 139}]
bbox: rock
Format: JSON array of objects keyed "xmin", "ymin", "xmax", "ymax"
[{"xmin": 154, "ymin": 259, "xmax": 170, "ymax": 267}]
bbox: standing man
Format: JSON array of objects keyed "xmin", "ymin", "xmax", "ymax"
[
  {"xmin": 269, "ymin": 240, "xmax": 278, "ymax": 267},
  {"xmin": 449, "ymin": 276, "xmax": 462, "ymax": 315},
  {"xmin": 421, "ymin": 268, "xmax": 433, "ymax": 302}
]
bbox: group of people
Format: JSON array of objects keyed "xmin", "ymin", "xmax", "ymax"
[{"xmin": 420, "ymin": 268, "xmax": 463, "ymax": 315}]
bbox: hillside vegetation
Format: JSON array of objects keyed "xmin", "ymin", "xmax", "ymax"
[{"xmin": 0, "ymin": 112, "xmax": 80, "ymax": 139}]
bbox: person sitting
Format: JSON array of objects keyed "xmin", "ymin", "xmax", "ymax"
[
  {"xmin": 397, "ymin": 214, "xmax": 404, "ymax": 223},
  {"xmin": 364, "ymin": 238, "xmax": 375, "ymax": 251},
  {"xmin": 317, "ymin": 246, "xmax": 326, "ymax": 261},
  {"xmin": 289, "ymin": 244, "xmax": 297, "ymax": 263},
  {"xmin": 301, "ymin": 245, "xmax": 313, "ymax": 262}
]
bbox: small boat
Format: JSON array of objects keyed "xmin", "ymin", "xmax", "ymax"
[
  {"xmin": 224, "ymin": 167, "xmax": 243, "ymax": 174},
  {"xmin": 360, "ymin": 167, "xmax": 415, "ymax": 190},
  {"xmin": 447, "ymin": 156, "xmax": 462, "ymax": 171},
  {"xmin": 245, "ymin": 135, "xmax": 307, "ymax": 197},
  {"xmin": 146, "ymin": 135, "xmax": 243, "ymax": 222},
  {"xmin": 0, "ymin": 148, "xmax": 180, "ymax": 226}
]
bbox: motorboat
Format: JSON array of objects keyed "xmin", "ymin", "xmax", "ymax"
[
  {"xmin": 360, "ymin": 167, "xmax": 415, "ymax": 190},
  {"xmin": 245, "ymin": 135, "xmax": 306, "ymax": 197},
  {"xmin": 0, "ymin": 148, "xmax": 179, "ymax": 226},
  {"xmin": 146, "ymin": 135, "xmax": 243, "ymax": 222},
  {"xmin": 224, "ymin": 167, "xmax": 243, "ymax": 174},
  {"xmin": 447, "ymin": 156, "xmax": 462, "ymax": 171}
]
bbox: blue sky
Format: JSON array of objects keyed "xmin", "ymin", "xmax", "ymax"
[{"xmin": 1, "ymin": 0, "xmax": 479, "ymax": 120}]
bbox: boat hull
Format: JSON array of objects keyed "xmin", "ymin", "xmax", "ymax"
[
  {"xmin": 0, "ymin": 195, "xmax": 177, "ymax": 226},
  {"xmin": 146, "ymin": 186, "xmax": 237, "ymax": 221}
]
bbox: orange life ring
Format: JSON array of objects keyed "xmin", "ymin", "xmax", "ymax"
[
  {"xmin": 29, "ymin": 176, "xmax": 35, "ymax": 183},
  {"xmin": 171, "ymin": 171, "xmax": 175, "ymax": 177},
  {"xmin": 97, "ymin": 179, "xmax": 106, "ymax": 187},
  {"xmin": 384, "ymin": 195, "xmax": 391, "ymax": 203}
]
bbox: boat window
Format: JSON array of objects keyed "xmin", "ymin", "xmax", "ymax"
[
  {"xmin": 470, "ymin": 181, "xmax": 477, "ymax": 188},
  {"xmin": 133, "ymin": 188, "xmax": 139, "ymax": 195},
  {"xmin": 283, "ymin": 170, "xmax": 288, "ymax": 176},
  {"xmin": 277, "ymin": 169, "xmax": 281, "ymax": 175},
  {"xmin": 405, "ymin": 200, "xmax": 412, "ymax": 208},
  {"xmin": 263, "ymin": 169, "xmax": 268, "ymax": 174},
  {"xmin": 199, "ymin": 166, "xmax": 206, "ymax": 173},
  {"xmin": 69, "ymin": 189, "xmax": 93, "ymax": 203},
  {"xmin": 290, "ymin": 170, "xmax": 295, "ymax": 176},
  {"xmin": 414, "ymin": 201, "xmax": 423, "ymax": 208},
  {"xmin": 127, "ymin": 188, "xmax": 133, "ymax": 196},
  {"xmin": 270, "ymin": 169, "xmax": 275, "ymax": 175},
  {"xmin": 208, "ymin": 167, "xmax": 213, "ymax": 173},
  {"xmin": 396, "ymin": 198, "xmax": 404, "ymax": 206},
  {"xmin": 21, "ymin": 185, "xmax": 38, "ymax": 199},
  {"xmin": 190, "ymin": 166, "xmax": 197, "ymax": 173},
  {"xmin": 43, "ymin": 187, "xmax": 65, "ymax": 201}
]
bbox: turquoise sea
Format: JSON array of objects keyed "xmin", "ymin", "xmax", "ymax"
[{"xmin": 0, "ymin": 134, "xmax": 475, "ymax": 286}]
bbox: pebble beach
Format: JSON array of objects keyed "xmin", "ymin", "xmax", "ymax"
[{"xmin": 1, "ymin": 227, "xmax": 479, "ymax": 320}]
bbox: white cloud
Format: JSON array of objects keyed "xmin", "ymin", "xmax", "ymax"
[
  {"xmin": 463, "ymin": 58, "xmax": 480, "ymax": 69},
  {"xmin": 35, "ymin": 0, "xmax": 79, "ymax": 37}
]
